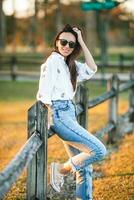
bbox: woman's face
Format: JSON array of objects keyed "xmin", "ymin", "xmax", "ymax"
[{"xmin": 56, "ymin": 32, "xmax": 76, "ymax": 58}]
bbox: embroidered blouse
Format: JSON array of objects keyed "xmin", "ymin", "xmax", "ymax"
[{"xmin": 36, "ymin": 51, "xmax": 97, "ymax": 105}]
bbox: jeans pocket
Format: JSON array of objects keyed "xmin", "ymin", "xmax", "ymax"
[
  {"xmin": 58, "ymin": 104, "xmax": 69, "ymax": 111},
  {"xmin": 54, "ymin": 102, "xmax": 69, "ymax": 112}
]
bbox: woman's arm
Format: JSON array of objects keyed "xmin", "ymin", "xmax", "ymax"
[{"xmin": 73, "ymin": 27, "xmax": 97, "ymax": 72}]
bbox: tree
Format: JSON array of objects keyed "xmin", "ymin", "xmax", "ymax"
[
  {"xmin": 55, "ymin": 0, "xmax": 63, "ymax": 33},
  {"xmin": 0, "ymin": 0, "xmax": 6, "ymax": 49}
]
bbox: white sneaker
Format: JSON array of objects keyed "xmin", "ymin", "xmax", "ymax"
[{"xmin": 50, "ymin": 162, "xmax": 64, "ymax": 193}]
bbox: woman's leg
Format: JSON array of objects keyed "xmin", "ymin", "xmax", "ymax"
[
  {"xmin": 63, "ymin": 142, "xmax": 93, "ymax": 200},
  {"xmin": 52, "ymin": 116, "xmax": 107, "ymax": 171},
  {"xmin": 50, "ymin": 100, "xmax": 107, "ymax": 197}
]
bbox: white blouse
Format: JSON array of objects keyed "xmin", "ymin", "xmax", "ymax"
[{"xmin": 36, "ymin": 51, "xmax": 97, "ymax": 105}]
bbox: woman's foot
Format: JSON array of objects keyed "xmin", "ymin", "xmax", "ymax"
[
  {"xmin": 59, "ymin": 163, "xmax": 72, "ymax": 175},
  {"xmin": 50, "ymin": 162, "xmax": 65, "ymax": 193}
]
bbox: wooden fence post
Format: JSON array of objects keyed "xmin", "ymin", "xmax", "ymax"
[
  {"xmin": 36, "ymin": 101, "xmax": 48, "ymax": 200},
  {"xmin": 75, "ymin": 83, "xmax": 89, "ymax": 129},
  {"xmin": 27, "ymin": 101, "xmax": 48, "ymax": 200},
  {"xmin": 10, "ymin": 55, "xmax": 17, "ymax": 81},
  {"xmin": 129, "ymin": 70, "xmax": 134, "ymax": 123},
  {"xmin": 107, "ymin": 74, "xmax": 119, "ymax": 143},
  {"xmin": 27, "ymin": 103, "xmax": 37, "ymax": 200}
]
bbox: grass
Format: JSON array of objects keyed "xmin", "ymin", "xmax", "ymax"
[
  {"xmin": 0, "ymin": 80, "xmax": 106, "ymax": 102},
  {"xmin": 0, "ymin": 80, "xmax": 128, "ymax": 102},
  {"xmin": 0, "ymin": 98, "xmax": 133, "ymax": 199},
  {"xmin": 0, "ymin": 79, "xmax": 132, "ymax": 199},
  {"xmin": 0, "ymin": 81, "xmax": 38, "ymax": 101}
]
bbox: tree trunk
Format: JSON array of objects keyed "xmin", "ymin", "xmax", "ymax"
[
  {"xmin": 0, "ymin": 0, "xmax": 6, "ymax": 49},
  {"xmin": 56, "ymin": 0, "xmax": 63, "ymax": 33},
  {"xmin": 96, "ymin": 11, "xmax": 109, "ymax": 66},
  {"xmin": 85, "ymin": 10, "xmax": 97, "ymax": 55},
  {"xmin": 29, "ymin": 0, "xmax": 38, "ymax": 51}
]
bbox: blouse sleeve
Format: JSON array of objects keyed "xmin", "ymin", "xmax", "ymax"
[
  {"xmin": 36, "ymin": 56, "xmax": 58, "ymax": 105},
  {"xmin": 75, "ymin": 60, "xmax": 97, "ymax": 83}
]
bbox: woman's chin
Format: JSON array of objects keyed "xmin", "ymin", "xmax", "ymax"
[{"xmin": 61, "ymin": 52, "xmax": 71, "ymax": 57}]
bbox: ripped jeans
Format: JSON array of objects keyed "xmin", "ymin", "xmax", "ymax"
[{"xmin": 50, "ymin": 100, "xmax": 107, "ymax": 200}]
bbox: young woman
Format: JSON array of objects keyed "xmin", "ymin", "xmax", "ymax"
[{"xmin": 37, "ymin": 24, "xmax": 107, "ymax": 200}]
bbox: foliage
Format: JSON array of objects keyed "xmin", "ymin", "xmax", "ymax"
[
  {"xmin": 2, "ymin": 1, "xmax": 133, "ymax": 48},
  {"xmin": 0, "ymin": 81, "xmax": 38, "ymax": 101}
]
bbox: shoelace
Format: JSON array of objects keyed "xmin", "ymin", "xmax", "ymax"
[
  {"xmin": 60, "ymin": 176, "xmax": 64, "ymax": 187},
  {"xmin": 56, "ymin": 173, "xmax": 64, "ymax": 187}
]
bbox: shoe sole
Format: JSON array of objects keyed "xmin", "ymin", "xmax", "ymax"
[{"xmin": 50, "ymin": 162, "xmax": 60, "ymax": 193}]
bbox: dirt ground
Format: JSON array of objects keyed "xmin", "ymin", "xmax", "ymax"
[{"xmin": 0, "ymin": 100, "xmax": 134, "ymax": 200}]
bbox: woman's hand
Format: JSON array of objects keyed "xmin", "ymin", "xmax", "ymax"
[
  {"xmin": 72, "ymin": 27, "xmax": 84, "ymax": 44},
  {"xmin": 44, "ymin": 104, "xmax": 53, "ymax": 129}
]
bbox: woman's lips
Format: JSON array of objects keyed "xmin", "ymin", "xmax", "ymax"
[{"xmin": 63, "ymin": 49, "xmax": 70, "ymax": 53}]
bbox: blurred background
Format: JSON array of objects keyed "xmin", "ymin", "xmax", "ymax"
[
  {"xmin": 0, "ymin": 0, "xmax": 134, "ymax": 101},
  {"xmin": 0, "ymin": 0, "xmax": 134, "ymax": 78}
]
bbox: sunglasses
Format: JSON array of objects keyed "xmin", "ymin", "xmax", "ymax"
[{"xmin": 58, "ymin": 39, "xmax": 76, "ymax": 49}]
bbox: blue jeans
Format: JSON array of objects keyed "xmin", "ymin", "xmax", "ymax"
[{"xmin": 51, "ymin": 100, "xmax": 107, "ymax": 200}]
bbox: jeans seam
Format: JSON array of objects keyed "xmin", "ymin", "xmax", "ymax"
[
  {"xmin": 85, "ymin": 168, "xmax": 87, "ymax": 200},
  {"xmin": 57, "ymin": 117, "xmax": 102, "ymax": 154},
  {"xmin": 54, "ymin": 117, "xmax": 105, "ymax": 171}
]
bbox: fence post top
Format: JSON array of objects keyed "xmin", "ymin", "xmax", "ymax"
[{"xmin": 111, "ymin": 74, "xmax": 119, "ymax": 81}]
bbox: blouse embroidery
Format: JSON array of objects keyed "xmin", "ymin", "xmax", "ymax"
[{"xmin": 36, "ymin": 52, "xmax": 97, "ymax": 105}]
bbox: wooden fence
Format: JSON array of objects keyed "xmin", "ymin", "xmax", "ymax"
[
  {"xmin": 0, "ymin": 54, "xmax": 134, "ymax": 81},
  {"xmin": 0, "ymin": 73, "xmax": 134, "ymax": 199}
]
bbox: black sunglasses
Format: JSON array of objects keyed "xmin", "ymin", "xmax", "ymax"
[{"xmin": 58, "ymin": 39, "xmax": 76, "ymax": 49}]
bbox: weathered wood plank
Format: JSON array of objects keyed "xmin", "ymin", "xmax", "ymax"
[
  {"xmin": 116, "ymin": 109, "xmax": 134, "ymax": 138},
  {"xmin": 129, "ymin": 72, "xmax": 134, "ymax": 122},
  {"xmin": 36, "ymin": 101, "xmax": 48, "ymax": 200},
  {"xmin": 27, "ymin": 103, "xmax": 37, "ymax": 135},
  {"xmin": 119, "ymin": 80, "xmax": 134, "ymax": 93},
  {"xmin": 74, "ymin": 83, "xmax": 89, "ymax": 128},
  {"xmin": 27, "ymin": 102, "xmax": 38, "ymax": 200},
  {"xmin": 27, "ymin": 101, "xmax": 48, "ymax": 200},
  {"xmin": 108, "ymin": 75, "xmax": 119, "ymax": 123},
  {"xmin": 75, "ymin": 84, "xmax": 82, "ymax": 124},
  {"xmin": 94, "ymin": 109, "xmax": 134, "ymax": 141},
  {"xmin": 75, "ymin": 103, "xmax": 84, "ymax": 116},
  {"xmin": 118, "ymin": 109, "xmax": 134, "ymax": 123},
  {"xmin": 88, "ymin": 90, "xmax": 115, "ymax": 109},
  {"xmin": 93, "ymin": 108, "xmax": 134, "ymax": 141},
  {"xmin": 107, "ymin": 75, "xmax": 119, "ymax": 143},
  {"xmin": 88, "ymin": 80, "xmax": 134, "ymax": 109},
  {"xmin": 48, "ymin": 128, "xmax": 55, "ymax": 138},
  {"xmin": 117, "ymin": 121, "xmax": 134, "ymax": 137},
  {"xmin": 80, "ymin": 84, "xmax": 89, "ymax": 129},
  {"xmin": 0, "ymin": 132, "xmax": 42, "ymax": 199},
  {"xmin": 95, "ymin": 122, "xmax": 115, "ymax": 140}
]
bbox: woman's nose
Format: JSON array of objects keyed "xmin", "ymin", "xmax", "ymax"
[{"xmin": 65, "ymin": 43, "xmax": 70, "ymax": 48}]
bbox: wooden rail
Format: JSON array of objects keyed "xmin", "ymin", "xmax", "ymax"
[
  {"xmin": 88, "ymin": 80, "xmax": 134, "ymax": 109},
  {"xmin": 0, "ymin": 72, "xmax": 134, "ymax": 199},
  {"xmin": 0, "ymin": 55, "xmax": 133, "ymax": 81},
  {"xmin": 0, "ymin": 132, "xmax": 42, "ymax": 198}
]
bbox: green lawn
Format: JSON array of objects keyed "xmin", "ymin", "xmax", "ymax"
[
  {"xmin": 0, "ymin": 80, "xmax": 128, "ymax": 102},
  {"xmin": 0, "ymin": 81, "xmax": 38, "ymax": 101}
]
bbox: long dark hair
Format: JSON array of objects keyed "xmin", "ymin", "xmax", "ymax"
[{"xmin": 53, "ymin": 24, "xmax": 82, "ymax": 91}]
